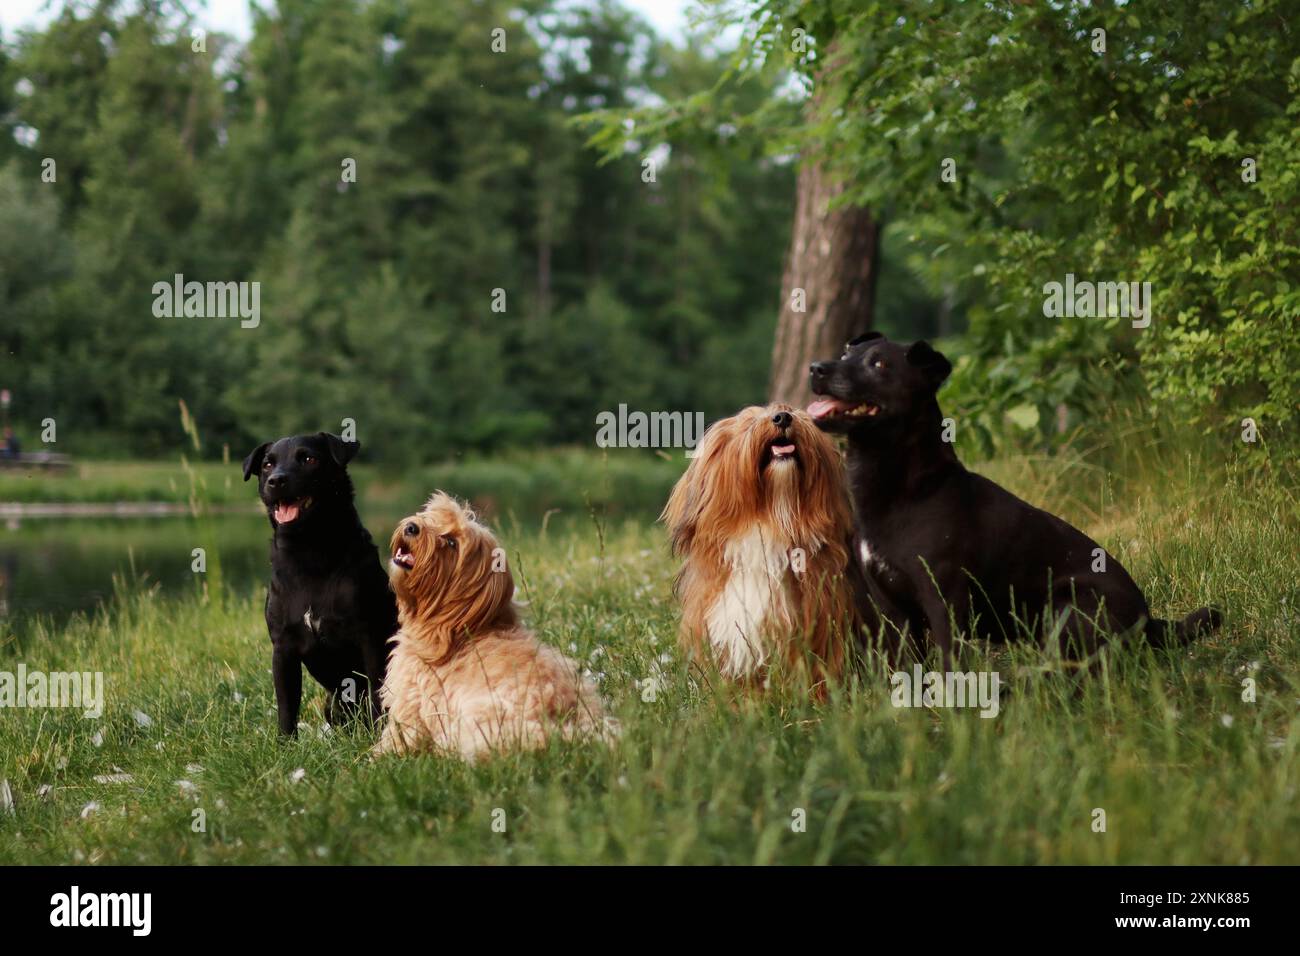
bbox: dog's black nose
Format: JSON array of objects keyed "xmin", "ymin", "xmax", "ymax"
[
  {"xmin": 266, "ymin": 473, "xmax": 285, "ymax": 490},
  {"xmin": 772, "ymin": 411, "xmax": 793, "ymax": 429},
  {"xmin": 809, "ymin": 361, "xmax": 832, "ymax": 379}
]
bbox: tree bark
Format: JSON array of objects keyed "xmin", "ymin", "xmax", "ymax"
[{"xmin": 768, "ymin": 161, "xmax": 880, "ymax": 407}]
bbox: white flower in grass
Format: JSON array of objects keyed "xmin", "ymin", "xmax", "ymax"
[
  {"xmin": 290, "ymin": 767, "xmax": 307, "ymax": 784},
  {"xmin": 93, "ymin": 773, "xmax": 134, "ymax": 784},
  {"xmin": 175, "ymin": 779, "xmax": 199, "ymax": 796},
  {"xmin": 232, "ymin": 691, "xmax": 245, "ymax": 703},
  {"xmin": 36, "ymin": 784, "xmax": 53, "ymax": 800},
  {"xmin": 1220, "ymin": 714, "xmax": 1235, "ymax": 728},
  {"xmin": 91, "ymin": 730, "xmax": 104, "ymax": 748},
  {"xmin": 185, "ymin": 763, "xmax": 204, "ymax": 775},
  {"xmin": 79, "ymin": 801, "xmax": 100, "ymax": 819},
  {"xmin": 132, "ymin": 710, "xmax": 153, "ymax": 728}
]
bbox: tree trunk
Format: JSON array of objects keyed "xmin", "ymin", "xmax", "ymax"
[{"xmin": 768, "ymin": 161, "xmax": 880, "ymax": 407}]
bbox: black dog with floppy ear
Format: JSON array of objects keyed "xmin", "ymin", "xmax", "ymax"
[
  {"xmin": 807, "ymin": 332, "xmax": 1220, "ymax": 667},
  {"xmin": 242, "ymin": 433, "xmax": 357, "ymax": 482},
  {"xmin": 243, "ymin": 432, "xmax": 398, "ymax": 736},
  {"xmin": 321, "ymin": 432, "xmax": 359, "ymax": 468},
  {"xmin": 905, "ymin": 340, "xmax": 953, "ymax": 390},
  {"xmin": 242, "ymin": 442, "xmax": 270, "ymax": 482}
]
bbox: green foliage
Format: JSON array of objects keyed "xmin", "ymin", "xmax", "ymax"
[
  {"xmin": 0, "ymin": 0, "xmax": 793, "ymax": 461},
  {"xmin": 0, "ymin": 162, "xmax": 75, "ymax": 419},
  {"xmin": 721, "ymin": 0, "xmax": 1300, "ymax": 446}
]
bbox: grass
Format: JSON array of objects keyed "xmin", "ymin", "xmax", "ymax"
[{"xmin": 1, "ymin": 430, "xmax": 1298, "ymax": 864}]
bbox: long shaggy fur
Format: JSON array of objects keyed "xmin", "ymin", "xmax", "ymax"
[
  {"xmin": 662, "ymin": 404, "xmax": 859, "ymax": 691},
  {"xmin": 376, "ymin": 492, "xmax": 613, "ymax": 760}
]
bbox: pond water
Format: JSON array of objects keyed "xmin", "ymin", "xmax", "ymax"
[{"xmin": 0, "ymin": 509, "xmax": 407, "ymax": 639}]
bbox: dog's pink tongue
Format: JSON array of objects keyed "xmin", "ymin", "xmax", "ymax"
[
  {"xmin": 807, "ymin": 398, "xmax": 852, "ymax": 420},
  {"xmin": 275, "ymin": 502, "xmax": 300, "ymax": 523},
  {"xmin": 771, "ymin": 444, "xmax": 795, "ymax": 456}
]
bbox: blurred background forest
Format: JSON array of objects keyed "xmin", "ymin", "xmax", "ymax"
[{"xmin": 1, "ymin": 0, "xmax": 1297, "ymax": 465}]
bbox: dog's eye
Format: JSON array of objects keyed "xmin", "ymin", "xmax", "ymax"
[
  {"xmin": 441, "ymin": 534, "xmax": 457, "ymax": 549},
  {"xmin": 262, "ymin": 459, "xmax": 273, "ymax": 471},
  {"xmin": 404, "ymin": 523, "xmax": 419, "ymax": 537},
  {"xmin": 871, "ymin": 358, "xmax": 887, "ymax": 369},
  {"xmin": 303, "ymin": 455, "xmax": 316, "ymax": 465}
]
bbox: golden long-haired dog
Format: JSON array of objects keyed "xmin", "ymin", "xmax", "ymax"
[
  {"xmin": 376, "ymin": 492, "xmax": 613, "ymax": 760},
  {"xmin": 663, "ymin": 404, "xmax": 860, "ymax": 692}
]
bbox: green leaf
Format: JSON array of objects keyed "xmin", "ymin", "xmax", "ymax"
[{"xmin": 1006, "ymin": 404, "xmax": 1040, "ymax": 430}]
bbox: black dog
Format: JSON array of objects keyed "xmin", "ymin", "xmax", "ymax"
[
  {"xmin": 809, "ymin": 332, "xmax": 1220, "ymax": 664},
  {"xmin": 242, "ymin": 432, "xmax": 398, "ymax": 736}
]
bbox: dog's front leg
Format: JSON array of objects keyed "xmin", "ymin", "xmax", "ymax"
[
  {"xmin": 272, "ymin": 645, "xmax": 303, "ymax": 736},
  {"xmin": 918, "ymin": 575, "xmax": 968, "ymax": 673}
]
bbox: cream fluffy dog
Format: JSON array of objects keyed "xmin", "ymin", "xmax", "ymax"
[{"xmin": 376, "ymin": 492, "xmax": 613, "ymax": 760}]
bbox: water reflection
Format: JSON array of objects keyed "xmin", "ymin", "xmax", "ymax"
[
  {"xmin": 0, "ymin": 513, "xmax": 276, "ymax": 637},
  {"xmin": 0, "ymin": 509, "xmax": 410, "ymax": 634},
  {"xmin": 0, "ymin": 506, "xmax": 560, "ymax": 638}
]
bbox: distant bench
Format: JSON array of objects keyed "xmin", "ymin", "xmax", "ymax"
[{"xmin": 0, "ymin": 452, "xmax": 73, "ymax": 472}]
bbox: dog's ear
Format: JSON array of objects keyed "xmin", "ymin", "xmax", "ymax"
[
  {"xmin": 906, "ymin": 341, "xmax": 952, "ymax": 389},
  {"xmin": 242, "ymin": 442, "xmax": 270, "ymax": 482},
  {"xmin": 847, "ymin": 331, "xmax": 884, "ymax": 348},
  {"xmin": 660, "ymin": 465, "xmax": 699, "ymax": 557},
  {"xmin": 319, "ymin": 432, "xmax": 360, "ymax": 467},
  {"xmin": 661, "ymin": 437, "xmax": 718, "ymax": 557},
  {"xmin": 660, "ymin": 416, "xmax": 732, "ymax": 556}
]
